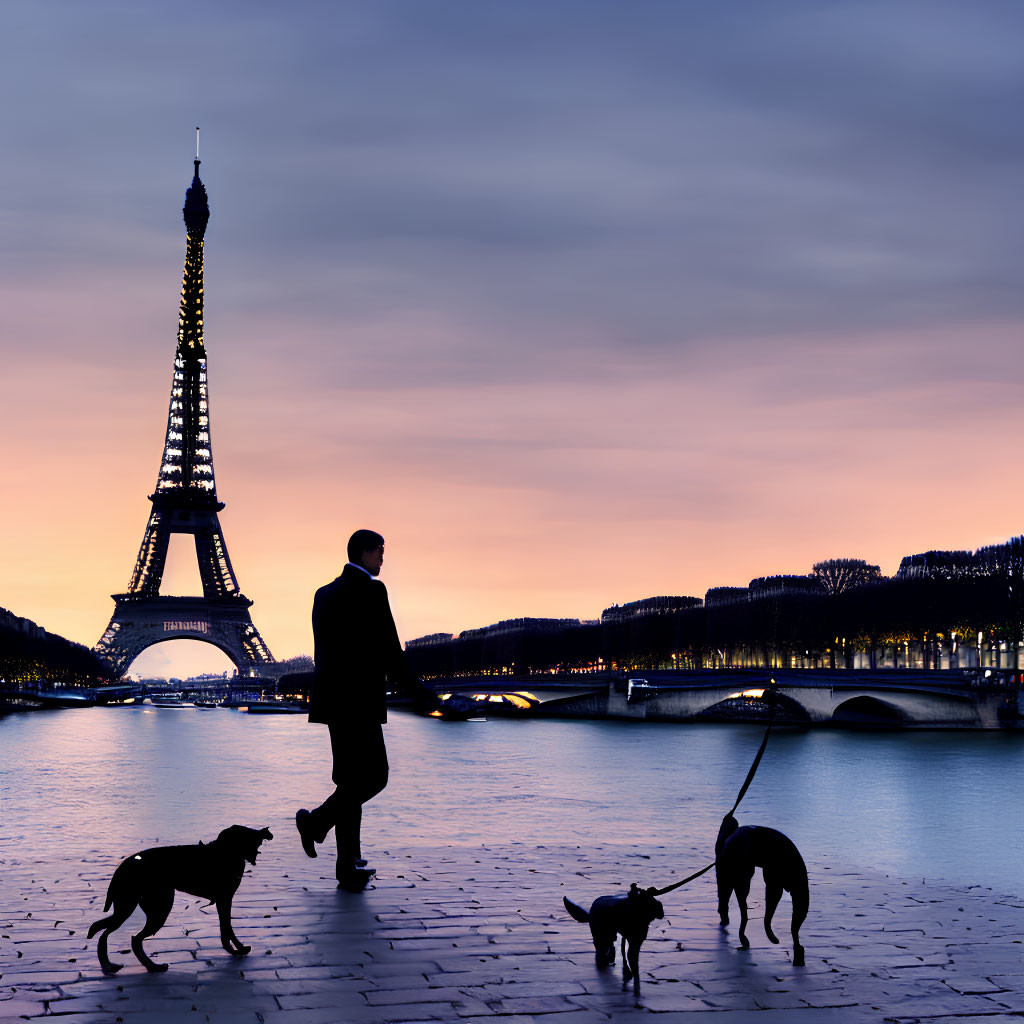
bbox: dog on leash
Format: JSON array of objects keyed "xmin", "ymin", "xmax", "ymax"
[
  {"xmin": 88, "ymin": 825, "xmax": 273, "ymax": 974},
  {"xmin": 715, "ymin": 813, "xmax": 807, "ymax": 966},
  {"xmin": 563, "ymin": 883, "xmax": 665, "ymax": 998}
]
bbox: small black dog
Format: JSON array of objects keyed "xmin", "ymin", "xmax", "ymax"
[
  {"xmin": 563, "ymin": 883, "xmax": 665, "ymax": 998},
  {"xmin": 88, "ymin": 825, "xmax": 273, "ymax": 974},
  {"xmin": 715, "ymin": 813, "xmax": 807, "ymax": 966}
]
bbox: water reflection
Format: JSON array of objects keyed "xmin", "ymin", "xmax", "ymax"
[{"xmin": 1, "ymin": 708, "xmax": 1022, "ymax": 896}]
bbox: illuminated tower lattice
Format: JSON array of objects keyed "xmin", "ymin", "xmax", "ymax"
[{"xmin": 95, "ymin": 158, "xmax": 274, "ymax": 677}]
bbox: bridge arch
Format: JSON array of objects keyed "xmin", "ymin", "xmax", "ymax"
[
  {"xmin": 830, "ymin": 695, "xmax": 906, "ymax": 728},
  {"xmin": 697, "ymin": 691, "xmax": 812, "ymax": 724}
]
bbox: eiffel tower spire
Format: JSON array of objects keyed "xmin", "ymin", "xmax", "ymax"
[
  {"xmin": 151, "ymin": 157, "xmax": 216, "ymax": 505},
  {"xmin": 95, "ymin": 150, "xmax": 274, "ymax": 676}
]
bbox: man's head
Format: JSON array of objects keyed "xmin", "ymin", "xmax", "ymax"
[{"xmin": 348, "ymin": 529, "xmax": 385, "ymax": 576}]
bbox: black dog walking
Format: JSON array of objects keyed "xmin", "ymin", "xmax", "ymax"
[
  {"xmin": 563, "ymin": 884, "xmax": 665, "ymax": 999},
  {"xmin": 715, "ymin": 812, "xmax": 808, "ymax": 966},
  {"xmin": 88, "ymin": 825, "xmax": 272, "ymax": 974}
]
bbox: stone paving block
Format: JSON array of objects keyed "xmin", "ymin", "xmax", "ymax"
[
  {"xmin": 457, "ymin": 1017, "xmax": 542, "ymax": 1024},
  {"xmin": 941, "ymin": 976, "xmax": 1011, "ymax": 994},
  {"xmin": 475, "ymin": 978, "xmax": 588, "ymax": 998},
  {"xmin": 884, "ymin": 1015, "xmax": 1007, "ymax": 1023},
  {"xmin": 363, "ymin": 984, "xmax": 475, "ymax": 1005},
  {"xmin": 272, "ymin": 963, "xmax": 359, "ymax": 980},
  {"xmin": 0, "ymin": 995, "xmax": 50, "ymax": 1017},
  {"xmin": 274, "ymin": 980, "xmax": 377, "ymax": 1008},
  {"xmin": 0, "ymin": 968, "xmax": 82, "ymax": 983},
  {"xmin": 362, "ymin": 960, "xmax": 443, "ymax": 977},
  {"xmin": 268, "ymin": 1002, "xmax": 454, "ymax": 1023},
  {"xmin": 11, "ymin": 1015, "xmax": 125, "ymax": 1024},
  {"xmin": 486, "ymin": 992, "xmax": 594, "ymax": 1014},
  {"xmin": 992, "ymin": 992, "xmax": 1024, "ymax": 1012}
]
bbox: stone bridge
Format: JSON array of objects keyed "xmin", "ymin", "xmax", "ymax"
[{"xmin": 598, "ymin": 670, "xmax": 1018, "ymax": 729}]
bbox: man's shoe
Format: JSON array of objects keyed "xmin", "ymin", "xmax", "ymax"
[
  {"xmin": 295, "ymin": 809, "xmax": 318, "ymax": 858},
  {"xmin": 337, "ymin": 865, "xmax": 375, "ymax": 892}
]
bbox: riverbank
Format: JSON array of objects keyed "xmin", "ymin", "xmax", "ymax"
[{"xmin": 3, "ymin": 836, "xmax": 1024, "ymax": 1022}]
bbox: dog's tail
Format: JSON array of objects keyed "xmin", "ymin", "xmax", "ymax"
[
  {"xmin": 563, "ymin": 896, "xmax": 590, "ymax": 924},
  {"xmin": 88, "ymin": 892, "xmax": 118, "ymax": 938},
  {"xmin": 98, "ymin": 856, "xmax": 132, "ymax": 914}
]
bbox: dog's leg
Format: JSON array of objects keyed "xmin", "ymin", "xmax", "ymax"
[
  {"xmin": 763, "ymin": 875, "xmax": 783, "ymax": 945},
  {"xmin": 95, "ymin": 928, "xmax": 121, "ymax": 975},
  {"xmin": 591, "ymin": 923, "xmax": 615, "ymax": 967},
  {"xmin": 623, "ymin": 934, "xmax": 644, "ymax": 1000},
  {"xmin": 131, "ymin": 888, "xmax": 174, "ymax": 972},
  {"xmin": 92, "ymin": 918, "xmax": 130, "ymax": 975},
  {"xmin": 790, "ymin": 879, "xmax": 809, "ymax": 967},
  {"xmin": 88, "ymin": 898, "xmax": 137, "ymax": 975},
  {"xmin": 734, "ymin": 868, "xmax": 753, "ymax": 950},
  {"xmin": 89, "ymin": 897, "xmax": 139, "ymax": 974},
  {"xmin": 217, "ymin": 895, "xmax": 249, "ymax": 956},
  {"xmin": 715, "ymin": 864, "xmax": 731, "ymax": 928}
]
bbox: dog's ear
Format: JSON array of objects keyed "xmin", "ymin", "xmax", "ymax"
[{"xmin": 259, "ymin": 828, "xmax": 273, "ymax": 843}]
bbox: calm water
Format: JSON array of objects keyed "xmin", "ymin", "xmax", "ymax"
[{"xmin": 2, "ymin": 707, "xmax": 1023, "ymax": 896}]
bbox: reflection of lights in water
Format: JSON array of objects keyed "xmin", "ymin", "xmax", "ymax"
[
  {"xmin": 437, "ymin": 691, "xmax": 538, "ymax": 712},
  {"xmin": 724, "ymin": 688, "xmax": 766, "ymax": 700}
]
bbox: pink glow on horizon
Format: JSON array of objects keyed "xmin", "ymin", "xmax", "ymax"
[{"xmin": 4, "ymin": 283, "xmax": 1024, "ymax": 677}]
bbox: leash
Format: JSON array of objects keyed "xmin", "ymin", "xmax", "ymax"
[
  {"xmin": 650, "ymin": 682, "xmax": 778, "ymax": 897},
  {"xmin": 726, "ymin": 688, "xmax": 777, "ymax": 817}
]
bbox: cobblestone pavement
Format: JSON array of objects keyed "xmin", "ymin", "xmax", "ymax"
[{"xmin": 4, "ymin": 834, "xmax": 1024, "ymax": 1023}]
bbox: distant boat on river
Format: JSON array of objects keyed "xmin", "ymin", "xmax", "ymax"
[
  {"xmin": 245, "ymin": 700, "xmax": 306, "ymax": 715},
  {"xmin": 147, "ymin": 694, "xmax": 194, "ymax": 708}
]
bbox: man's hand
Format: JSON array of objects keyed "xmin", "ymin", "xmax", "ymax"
[{"xmin": 410, "ymin": 680, "xmax": 441, "ymax": 715}]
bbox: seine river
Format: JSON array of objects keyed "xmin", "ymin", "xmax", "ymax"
[{"xmin": 3, "ymin": 706, "xmax": 1023, "ymax": 897}]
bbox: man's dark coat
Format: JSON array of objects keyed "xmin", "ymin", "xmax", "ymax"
[{"xmin": 308, "ymin": 564, "xmax": 419, "ymax": 726}]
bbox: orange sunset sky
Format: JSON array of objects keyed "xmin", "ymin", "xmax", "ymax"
[{"xmin": 3, "ymin": 2, "xmax": 1024, "ymax": 678}]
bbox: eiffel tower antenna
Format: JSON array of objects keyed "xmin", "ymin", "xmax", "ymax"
[{"xmin": 95, "ymin": 151, "xmax": 274, "ymax": 677}]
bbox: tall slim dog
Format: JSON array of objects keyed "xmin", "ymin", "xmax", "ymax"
[
  {"xmin": 715, "ymin": 813, "xmax": 807, "ymax": 966},
  {"xmin": 563, "ymin": 883, "xmax": 664, "ymax": 998},
  {"xmin": 88, "ymin": 825, "xmax": 272, "ymax": 974}
]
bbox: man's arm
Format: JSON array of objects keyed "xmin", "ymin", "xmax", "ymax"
[{"xmin": 377, "ymin": 584, "xmax": 439, "ymax": 711}]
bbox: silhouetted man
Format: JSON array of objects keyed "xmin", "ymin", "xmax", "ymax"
[{"xmin": 295, "ymin": 529, "xmax": 436, "ymax": 890}]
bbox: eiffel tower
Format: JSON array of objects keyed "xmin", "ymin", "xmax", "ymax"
[{"xmin": 95, "ymin": 154, "xmax": 274, "ymax": 677}]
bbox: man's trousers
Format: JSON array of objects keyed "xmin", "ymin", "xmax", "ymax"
[{"xmin": 308, "ymin": 720, "xmax": 389, "ymax": 874}]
